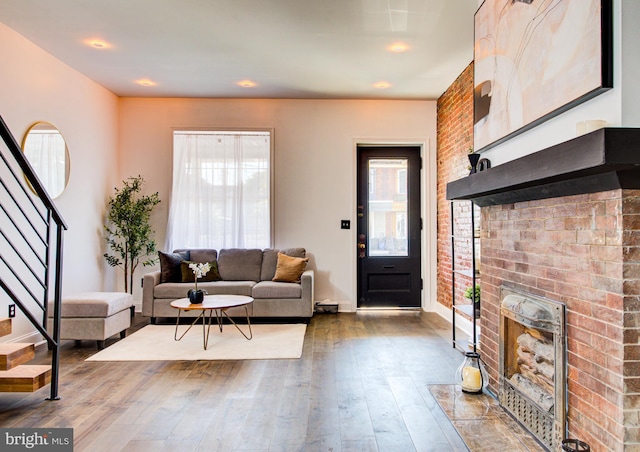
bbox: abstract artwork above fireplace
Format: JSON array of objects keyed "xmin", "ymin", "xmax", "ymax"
[{"xmin": 473, "ymin": 0, "xmax": 613, "ymax": 152}]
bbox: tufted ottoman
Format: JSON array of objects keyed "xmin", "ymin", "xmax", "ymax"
[{"xmin": 48, "ymin": 292, "xmax": 134, "ymax": 349}]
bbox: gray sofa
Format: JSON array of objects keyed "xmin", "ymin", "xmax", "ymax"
[{"xmin": 142, "ymin": 248, "xmax": 314, "ymax": 323}]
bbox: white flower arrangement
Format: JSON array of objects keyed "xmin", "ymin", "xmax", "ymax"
[{"xmin": 189, "ymin": 262, "xmax": 211, "ymax": 291}]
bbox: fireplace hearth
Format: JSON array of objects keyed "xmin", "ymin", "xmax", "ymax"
[{"xmin": 499, "ymin": 286, "xmax": 566, "ymax": 450}]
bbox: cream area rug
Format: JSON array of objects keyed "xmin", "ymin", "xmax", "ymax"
[{"xmin": 86, "ymin": 324, "xmax": 307, "ymax": 361}]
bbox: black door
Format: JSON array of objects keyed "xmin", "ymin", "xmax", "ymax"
[{"xmin": 357, "ymin": 146, "xmax": 422, "ymax": 308}]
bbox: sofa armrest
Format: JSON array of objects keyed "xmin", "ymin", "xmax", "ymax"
[
  {"xmin": 300, "ymin": 269, "xmax": 315, "ymax": 317},
  {"xmin": 142, "ymin": 270, "xmax": 161, "ymax": 317}
]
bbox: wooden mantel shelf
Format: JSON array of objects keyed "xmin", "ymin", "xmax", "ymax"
[{"xmin": 446, "ymin": 128, "xmax": 640, "ymax": 207}]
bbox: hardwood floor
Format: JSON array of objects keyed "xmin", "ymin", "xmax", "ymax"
[{"xmin": 0, "ymin": 311, "xmax": 470, "ymax": 451}]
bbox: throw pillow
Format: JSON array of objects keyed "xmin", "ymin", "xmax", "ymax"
[
  {"xmin": 260, "ymin": 248, "xmax": 306, "ymax": 281},
  {"xmin": 180, "ymin": 260, "xmax": 222, "ymax": 283},
  {"xmin": 272, "ymin": 252, "xmax": 309, "ymax": 283},
  {"xmin": 158, "ymin": 251, "xmax": 189, "ymax": 283}
]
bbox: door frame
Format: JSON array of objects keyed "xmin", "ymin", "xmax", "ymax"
[{"xmin": 350, "ymin": 139, "xmax": 437, "ymax": 312}]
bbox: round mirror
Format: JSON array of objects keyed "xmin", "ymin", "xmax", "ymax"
[{"xmin": 22, "ymin": 122, "xmax": 70, "ymax": 199}]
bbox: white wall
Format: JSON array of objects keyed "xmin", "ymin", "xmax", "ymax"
[
  {"xmin": 621, "ymin": 0, "xmax": 640, "ymax": 126},
  {"xmin": 0, "ymin": 22, "xmax": 119, "ymax": 342},
  {"xmin": 118, "ymin": 98, "xmax": 436, "ymax": 310},
  {"xmin": 478, "ymin": 0, "xmax": 638, "ymax": 166}
]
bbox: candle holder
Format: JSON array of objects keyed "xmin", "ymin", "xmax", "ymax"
[{"xmin": 455, "ymin": 351, "xmax": 488, "ymax": 394}]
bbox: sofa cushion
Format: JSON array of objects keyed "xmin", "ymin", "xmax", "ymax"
[
  {"xmin": 252, "ymin": 281, "xmax": 302, "ymax": 299},
  {"xmin": 199, "ymin": 281, "xmax": 255, "ymax": 297},
  {"xmin": 159, "ymin": 251, "xmax": 190, "ymax": 283},
  {"xmin": 218, "ymin": 249, "xmax": 263, "ymax": 281},
  {"xmin": 152, "ymin": 282, "xmax": 190, "ymax": 300},
  {"xmin": 154, "ymin": 281, "xmax": 255, "ymax": 299},
  {"xmin": 273, "ymin": 253, "xmax": 309, "ymax": 283},
  {"xmin": 180, "ymin": 260, "xmax": 222, "ymax": 282},
  {"xmin": 176, "ymin": 248, "xmax": 217, "ymax": 263},
  {"xmin": 261, "ymin": 248, "xmax": 306, "ymax": 281}
]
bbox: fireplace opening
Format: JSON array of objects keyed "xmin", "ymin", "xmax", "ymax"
[{"xmin": 499, "ymin": 286, "xmax": 566, "ymax": 451}]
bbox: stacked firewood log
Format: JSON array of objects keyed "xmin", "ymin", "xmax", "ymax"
[{"xmin": 508, "ymin": 328, "xmax": 555, "ymax": 412}]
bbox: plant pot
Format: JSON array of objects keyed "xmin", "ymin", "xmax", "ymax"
[
  {"xmin": 187, "ymin": 289, "xmax": 206, "ymax": 304},
  {"xmin": 468, "ymin": 153, "xmax": 481, "ymax": 175}
]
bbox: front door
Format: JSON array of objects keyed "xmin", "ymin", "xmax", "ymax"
[{"xmin": 357, "ymin": 146, "xmax": 422, "ymax": 308}]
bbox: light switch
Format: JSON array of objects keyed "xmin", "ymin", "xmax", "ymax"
[{"xmin": 341, "ymin": 220, "xmax": 350, "ymax": 229}]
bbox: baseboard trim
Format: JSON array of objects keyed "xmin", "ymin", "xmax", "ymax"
[
  {"xmin": 434, "ymin": 301, "xmax": 473, "ymax": 339},
  {"xmin": 4, "ymin": 330, "xmax": 45, "ymax": 346}
]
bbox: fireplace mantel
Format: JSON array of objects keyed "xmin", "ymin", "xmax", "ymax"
[{"xmin": 446, "ymin": 128, "xmax": 640, "ymax": 207}]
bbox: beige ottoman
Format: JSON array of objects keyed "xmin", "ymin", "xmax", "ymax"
[{"xmin": 48, "ymin": 292, "xmax": 133, "ymax": 349}]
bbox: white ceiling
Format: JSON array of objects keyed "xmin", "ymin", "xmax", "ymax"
[{"xmin": 0, "ymin": 0, "xmax": 478, "ymax": 99}]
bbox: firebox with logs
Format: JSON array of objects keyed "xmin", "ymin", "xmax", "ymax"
[{"xmin": 499, "ymin": 286, "xmax": 566, "ymax": 451}]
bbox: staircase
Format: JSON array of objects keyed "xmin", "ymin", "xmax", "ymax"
[
  {"xmin": 0, "ymin": 115, "xmax": 66, "ymax": 399},
  {"xmin": 0, "ymin": 318, "xmax": 51, "ymax": 392}
]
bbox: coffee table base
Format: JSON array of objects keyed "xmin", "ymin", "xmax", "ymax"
[{"xmin": 174, "ymin": 305, "xmax": 252, "ymax": 349}]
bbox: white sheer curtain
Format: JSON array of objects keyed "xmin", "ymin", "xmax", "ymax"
[{"xmin": 165, "ymin": 131, "xmax": 271, "ymax": 251}]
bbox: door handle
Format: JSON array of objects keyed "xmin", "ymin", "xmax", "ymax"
[{"xmin": 358, "ymin": 234, "xmax": 366, "ymax": 258}]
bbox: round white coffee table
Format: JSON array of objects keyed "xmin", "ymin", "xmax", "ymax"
[{"xmin": 170, "ymin": 294, "xmax": 253, "ymax": 349}]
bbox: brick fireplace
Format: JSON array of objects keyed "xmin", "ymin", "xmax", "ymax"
[{"xmin": 447, "ymin": 129, "xmax": 640, "ymax": 451}]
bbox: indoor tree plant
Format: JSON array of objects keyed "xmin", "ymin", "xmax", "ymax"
[{"xmin": 104, "ymin": 176, "xmax": 160, "ymax": 294}]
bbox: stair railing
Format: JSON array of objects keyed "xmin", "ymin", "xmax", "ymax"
[{"xmin": 0, "ymin": 115, "xmax": 66, "ymax": 400}]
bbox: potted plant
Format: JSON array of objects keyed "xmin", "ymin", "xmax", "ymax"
[
  {"xmin": 104, "ymin": 176, "xmax": 160, "ymax": 294},
  {"xmin": 187, "ymin": 262, "xmax": 211, "ymax": 304},
  {"xmin": 464, "ymin": 284, "xmax": 480, "ymax": 303},
  {"xmin": 467, "ymin": 147, "xmax": 480, "ymax": 174},
  {"xmin": 464, "ymin": 284, "xmax": 481, "ymax": 316}
]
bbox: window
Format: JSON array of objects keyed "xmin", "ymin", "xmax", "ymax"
[
  {"xmin": 369, "ymin": 168, "xmax": 376, "ymax": 195},
  {"xmin": 367, "ymin": 158, "xmax": 408, "ymax": 256},
  {"xmin": 165, "ymin": 130, "xmax": 273, "ymax": 250},
  {"xmin": 397, "ymin": 169, "xmax": 407, "ymax": 195}
]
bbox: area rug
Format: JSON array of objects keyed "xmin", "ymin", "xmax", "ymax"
[{"xmin": 85, "ymin": 324, "xmax": 307, "ymax": 361}]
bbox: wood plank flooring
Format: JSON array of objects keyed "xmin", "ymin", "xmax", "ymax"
[{"xmin": 0, "ymin": 311, "xmax": 471, "ymax": 451}]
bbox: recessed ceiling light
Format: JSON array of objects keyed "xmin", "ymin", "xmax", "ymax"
[
  {"xmin": 237, "ymin": 80, "xmax": 257, "ymax": 88},
  {"xmin": 388, "ymin": 42, "xmax": 409, "ymax": 53},
  {"xmin": 86, "ymin": 39, "xmax": 111, "ymax": 49},
  {"xmin": 136, "ymin": 79, "xmax": 156, "ymax": 87},
  {"xmin": 373, "ymin": 81, "xmax": 391, "ymax": 89}
]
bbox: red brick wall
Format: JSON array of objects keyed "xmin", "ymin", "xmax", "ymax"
[
  {"xmin": 480, "ymin": 190, "xmax": 640, "ymax": 451},
  {"xmin": 436, "ymin": 62, "xmax": 474, "ymax": 311}
]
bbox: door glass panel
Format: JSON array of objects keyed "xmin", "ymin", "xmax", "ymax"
[{"xmin": 368, "ymin": 158, "xmax": 408, "ymax": 256}]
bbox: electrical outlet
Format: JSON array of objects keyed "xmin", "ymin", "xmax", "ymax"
[{"xmin": 8, "ymin": 304, "xmax": 16, "ymax": 318}]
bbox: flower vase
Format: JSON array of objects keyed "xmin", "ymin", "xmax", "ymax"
[
  {"xmin": 187, "ymin": 289, "xmax": 205, "ymax": 304},
  {"xmin": 468, "ymin": 153, "xmax": 481, "ymax": 175}
]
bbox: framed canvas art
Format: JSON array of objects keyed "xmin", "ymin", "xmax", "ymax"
[{"xmin": 473, "ymin": 0, "xmax": 612, "ymax": 152}]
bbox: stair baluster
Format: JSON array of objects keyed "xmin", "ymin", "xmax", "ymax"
[{"xmin": 0, "ymin": 115, "xmax": 66, "ymax": 398}]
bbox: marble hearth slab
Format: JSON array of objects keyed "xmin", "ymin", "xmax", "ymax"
[{"xmin": 429, "ymin": 385, "xmax": 545, "ymax": 451}]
